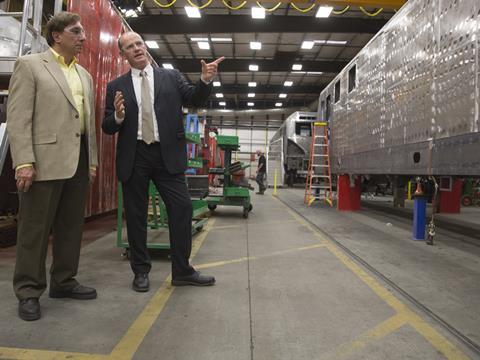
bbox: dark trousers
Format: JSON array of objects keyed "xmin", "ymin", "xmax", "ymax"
[
  {"xmin": 14, "ymin": 139, "xmax": 89, "ymax": 300},
  {"xmin": 122, "ymin": 141, "xmax": 194, "ymax": 278},
  {"xmin": 256, "ymin": 172, "xmax": 266, "ymax": 192}
]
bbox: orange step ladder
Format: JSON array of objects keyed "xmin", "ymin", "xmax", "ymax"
[{"xmin": 304, "ymin": 121, "xmax": 333, "ymax": 207}]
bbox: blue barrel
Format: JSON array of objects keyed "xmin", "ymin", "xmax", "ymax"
[{"xmin": 413, "ymin": 197, "xmax": 427, "ymax": 240}]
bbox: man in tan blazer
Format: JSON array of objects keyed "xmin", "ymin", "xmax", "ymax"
[{"xmin": 7, "ymin": 12, "xmax": 98, "ymax": 321}]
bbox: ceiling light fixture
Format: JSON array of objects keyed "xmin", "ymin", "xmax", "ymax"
[
  {"xmin": 315, "ymin": 40, "xmax": 348, "ymax": 45},
  {"xmin": 197, "ymin": 41, "xmax": 210, "ymax": 50},
  {"xmin": 213, "ymin": 81, "xmax": 221, "ymax": 87},
  {"xmin": 219, "ymin": 101, "xmax": 226, "ymax": 106},
  {"xmin": 275, "ymin": 102, "xmax": 283, "ymax": 107},
  {"xmin": 301, "ymin": 41, "xmax": 315, "ymax": 49},
  {"xmin": 250, "ymin": 41, "xmax": 262, "ymax": 50},
  {"xmin": 316, "ymin": 6, "xmax": 333, "ymax": 18},
  {"xmin": 279, "ymin": 93, "xmax": 287, "ymax": 98},
  {"xmin": 292, "ymin": 64, "xmax": 302, "ymax": 71},
  {"xmin": 247, "ymin": 102, "xmax": 254, "ymax": 106},
  {"xmin": 185, "ymin": 6, "xmax": 201, "ymax": 18},
  {"xmin": 248, "ymin": 93, "xmax": 255, "ymax": 98},
  {"xmin": 211, "ymin": 38, "xmax": 233, "ymax": 42},
  {"xmin": 251, "ymin": 7, "xmax": 265, "ymax": 19},
  {"xmin": 190, "ymin": 37, "xmax": 209, "ymax": 42},
  {"xmin": 248, "ymin": 82, "xmax": 257, "ymax": 87},
  {"xmin": 215, "ymin": 93, "xmax": 224, "ymax": 98},
  {"xmin": 162, "ymin": 63, "xmax": 174, "ymax": 69},
  {"xmin": 284, "ymin": 81, "xmax": 293, "ymax": 86},
  {"xmin": 145, "ymin": 41, "xmax": 159, "ymax": 49},
  {"xmin": 249, "ymin": 64, "xmax": 259, "ymax": 71}
]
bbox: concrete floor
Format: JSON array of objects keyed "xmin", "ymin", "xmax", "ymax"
[{"xmin": 0, "ymin": 189, "xmax": 479, "ymax": 359}]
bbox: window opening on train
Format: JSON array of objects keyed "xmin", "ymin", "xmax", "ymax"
[
  {"xmin": 320, "ymin": 100, "xmax": 326, "ymax": 120},
  {"xmin": 348, "ymin": 65, "xmax": 356, "ymax": 93},
  {"xmin": 334, "ymin": 80, "xmax": 341, "ymax": 103},
  {"xmin": 295, "ymin": 123, "xmax": 312, "ymax": 136}
]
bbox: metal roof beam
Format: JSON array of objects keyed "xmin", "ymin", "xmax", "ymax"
[
  {"xmin": 155, "ymin": 58, "xmax": 348, "ymax": 73},
  {"xmin": 129, "ymin": 15, "xmax": 387, "ymax": 35}
]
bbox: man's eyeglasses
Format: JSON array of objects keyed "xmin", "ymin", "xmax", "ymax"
[{"xmin": 65, "ymin": 27, "xmax": 86, "ymax": 36}]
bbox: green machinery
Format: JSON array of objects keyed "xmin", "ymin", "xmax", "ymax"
[
  {"xmin": 205, "ymin": 135, "xmax": 253, "ymax": 218},
  {"xmin": 116, "ymin": 121, "xmax": 209, "ymax": 254}
]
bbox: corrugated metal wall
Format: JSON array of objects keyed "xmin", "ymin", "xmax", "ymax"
[{"xmin": 69, "ymin": 0, "xmax": 129, "ymax": 216}]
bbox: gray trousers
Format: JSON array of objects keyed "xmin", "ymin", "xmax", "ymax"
[{"xmin": 13, "ymin": 141, "xmax": 89, "ymax": 300}]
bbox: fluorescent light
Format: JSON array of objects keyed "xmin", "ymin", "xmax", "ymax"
[
  {"xmin": 162, "ymin": 63, "xmax": 174, "ymax": 69},
  {"xmin": 315, "ymin": 40, "xmax": 348, "ymax": 45},
  {"xmin": 250, "ymin": 41, "xmax": 262, "ymax": 50},
  {"xmin": 307, "ymin": 71, "xmax": 324, "ymax": 75},
  {"xmin": 211, "ymin": 37, "xmax": 233, "ymax": 42},
  {"xmin": 190, "ymin": 37, "xmax": 209, "ymax": 41},
  {"xmin": 248, "ymin": 82, "xmax": 257, "ymax": 87},
  {"xmin": 215, "ymin": 93, "xmax": 224, "ymax": 98},
  {"xmin": 275, "ymin": 102, "xmax": 283, "ymax": 107},
  {"xmin": 247, "ymin": 102, "xmax": 254, "ymax": 106},
  {"xmin": 248, "ymin": 93, "xmax": 255, "ymax": 98},
  {"xmin": 301, "ymin": 41, "xmax": 315, "ymax": 49},
  {"xmin": 249, "ymin": 64, "xmax": 259, "ymax": 71},
  {"xmin": 284, "ymin": 81, "xmax": 293, "ymax": 86},
  {"xmin": 219, "ymin": 101, "xmax": 226, "ymax": 106},
  {"xmin": 213, "ymin": 81, "xmax": 221, "ymax": 87},
  {"xmin": 145, "ymin": 41, "xmax": 159, "ymax": 49},
  {"xmin": 292, "ymin": 64, "xmax": 302, "ymax": 71},
  {"xmin": 185, "ymin": 6, "xmax": 201, "ymax": 18},
  {"xmin": 251, "ymin": 7, "xmax": 265, "ymax": 19},
  {"xmin": 197, "ymin": 41, "xmax": 210, "ymax": 50},
  {"xmin": 316, "ymin": 6, "xmax": 333, "ymax": 18},
  {"xmin": 279, "ymin": 93, "xmax": 287, "ymax": 98},
  {"xmin": 124, "ymin": 9, "xmax": 137, "ymax": 17}
]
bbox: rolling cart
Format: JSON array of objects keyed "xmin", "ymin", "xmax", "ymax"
[{"xmin": 205, "ymin": 135, "xmax": 253, "ymax": 218}]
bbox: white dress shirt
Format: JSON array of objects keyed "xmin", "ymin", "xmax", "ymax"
[{"xmin": 115, "ymin": 64, "xmax": 160, "ymax": 142}]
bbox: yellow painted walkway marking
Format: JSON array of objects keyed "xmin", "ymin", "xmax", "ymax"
[
  {"xmin": 195, "ymin": 243, "xmax": 326, "ymax": 270},
  {"xmin": 326, "ymin": 314, "xmax": 407, "ymax": 360},
  {"xmin": 278, "ymin": 197, "xmax": 470, "ymax": 360},
  {"xmin": 211, "ymin": 219, "xmax": 297, "ymax": 231},
  {"xmin": 0, "ymin": 218, "xmax": 216, "ymax": 360}
]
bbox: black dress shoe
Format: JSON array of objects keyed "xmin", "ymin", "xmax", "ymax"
[
  {"xmin": 172, "ymin": 271, "xmax": 215, "ymax": 286},
  {"xmin": 49, "ymin": 284, "xmax": 97, "ymax": 300},
  {"xmin": 133, "ymin": 273, "xmax": 149, "ymax": 292},
  {"xmin": 19, "ymin": 298, "xmax": 40, "ymax": 321}
]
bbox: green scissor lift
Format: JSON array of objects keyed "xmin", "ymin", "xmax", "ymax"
[
  {"xmin": 116, "ymin": 130, "xmax": 209, "ymax": 254},
  {"xmin": 205, "ymin": 135, "xmax": 253, "ymax": 218}
]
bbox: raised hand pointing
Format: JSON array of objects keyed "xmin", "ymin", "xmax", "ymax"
[{"xmin": 201, "ymin": 56, "xmax": 225, "ymax": 83}]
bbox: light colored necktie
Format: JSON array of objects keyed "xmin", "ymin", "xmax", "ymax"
[{"xmin": 140, "ymin": 70, "xmax": 155, "ymax": 144}]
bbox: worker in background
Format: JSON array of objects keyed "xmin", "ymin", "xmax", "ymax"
[
  {"xmin": 7, "ymin": 12, "xmax": 98, "ymax": 321},
  {"xmin": 256, "ymin": 150, "xmax": 267, "ymax": 194},
  {"xmin": 103, "ymin": 32, "xmax": 222, "ymax": 291}
]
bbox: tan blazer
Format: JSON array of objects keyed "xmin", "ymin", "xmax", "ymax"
[{"xmin": 7, "ymin": 50, "xmax": 98, "ymax": 181}]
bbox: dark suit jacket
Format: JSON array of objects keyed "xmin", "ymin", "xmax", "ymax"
[{"xmin": 102, "ymin": 66, "xmax": 212, "ymax": 182}]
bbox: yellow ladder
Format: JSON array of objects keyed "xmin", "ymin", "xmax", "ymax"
[{"xmin": 304, "ymin": 121, "xmax": 333, "ymax": 207}]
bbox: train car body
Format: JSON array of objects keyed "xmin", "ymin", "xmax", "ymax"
[
  {"xmin": 318, "ymin": 0, "xmax": 480, "ymax": 176},
  {"xmin": 267, "ymin": 111, "xmax": 317, "ymax": 186}
]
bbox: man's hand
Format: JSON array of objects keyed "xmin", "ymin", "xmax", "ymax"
[
  {"xmin": 89, "ymin": 167, "xmax": 97, "ymax": 184},
  {"xmin": 15, "ymin": 166, "xmax": 36, "ymax": 192},
  {"xmin": 114, "ymin": 91, "xmax": 125, "ymax": 119},
  {"xmin": 201, "ymin": 57, "xmax": 225, "ymax": 83}
]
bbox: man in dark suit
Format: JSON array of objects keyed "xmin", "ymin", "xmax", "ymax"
[{"xmin": 102, "ymin": 32, "xmax": 223, "ymax": 291}]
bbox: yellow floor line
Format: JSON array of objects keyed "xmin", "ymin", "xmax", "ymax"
[
  {"xmin": 0, "ymin": 348, "xmax": 107, "ymax": 360},
  {"xmin": 109, "ymin": 217, "xmax": 216, "ymax": 359},
  {"xmin": 325, "ymin": 314, "xmax": 407, "ymax": 360},
  {"xmin": 0, "ymin": 218, "xmax": 216, "ymax": 360},
  {"xmin": 212, "ymin": 219, "xmax": 297, "ymax": 230},
  {"xmin": 275, "ymin": 197, "xmax": 471, "ymax": 360},
  {"xmin": 195, "ymin": 243, "xmax": 326, "ymax": 270}
]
